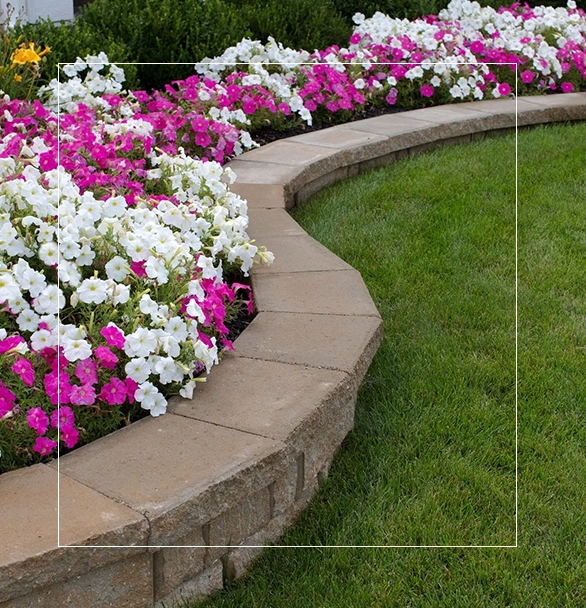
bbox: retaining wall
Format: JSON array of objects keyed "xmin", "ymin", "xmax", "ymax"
[{"xmin": 1, "ymin": 93, "xmax": 585, "ymax": 608}]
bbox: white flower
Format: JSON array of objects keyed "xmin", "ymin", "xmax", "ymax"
[
  {"xmin": 33, "ymin": 285, "xmax": 65, "ymax": 313},
  {"xmin": 135, "ymin": 381, "xmax": 167, "ymax": 416},
  {"xmin": 0, "ymin": 272, "xmax": 21, "ymax": 304},
  {"xmin": 164, "ymin": 316, "xmax": 188, "ymax": 342},
  {"xmin": 16, "ymin": 308, "xmax": 40, "ymax": 332},
  {"xmin": 39, "ymin": 242, "xmax": 58, "ymax": 266},
  {"xmin": 155, "ymin": 356, "xmax": 183, "ymax": 384},
  {"xmin": 62, "ymin": 337, "xmax": 92, "ymax": 361},
  {"xmin": 105, "ymin": 256, "xmax": 129, "ymax": 282},
  {"xmin": 77, "ymin": 277, "xmax": 108, "ymax": 304},
  {"xmin": 179, "ymin": 380, "xmax": 197, "ymax": 399},
  {"xmin": 124, "ymin": 327, "xmax": 158, "ymax": 358},
  {"xmin": 30, "ymin": 328, "xmax": 55, "ymax": 352},
  {"xmin": 125, "ymin": 357, "xmax": 152, "ymax": 383}
]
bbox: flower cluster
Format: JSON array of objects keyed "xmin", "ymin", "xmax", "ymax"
[
  {"xmin": 0, "ymin": 59, "xmax": 273, "ymax": 473},
  {"xmin": 193, "ymin": 0, "xmax": 585, "ymax": 122}
]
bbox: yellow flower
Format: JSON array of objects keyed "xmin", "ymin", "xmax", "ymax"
[
  {"xmin": 11, "ymin": 43, "xmax": 41, "ymax": 65},
  {"xmin": 14, "ymin": 74, "xmax": 22, "ymax": 82}
]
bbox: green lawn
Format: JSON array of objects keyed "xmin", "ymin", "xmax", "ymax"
[{"xmin": 193, "ymin": 122, "xmax": 586, "ymax": 607}]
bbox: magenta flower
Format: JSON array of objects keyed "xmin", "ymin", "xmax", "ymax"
[
  {"xmin": 420, "ymin": 84, "xmax": 435, "ymax": 98},
  {"xmin": 50, "ymin": 406, "xmax": 75, "ymax": 429},
  {"xmin": 130, "ymin": 260, "xmax": 147, "ymax": 278},
  {"xmin": 0, "ymin": 335, "xmax": 25, "ymax": 354},
  {"xmin": 75, "ymin": 358, "xmax": 98, "ymax": 385},
  {"xmin": 44, "ymin": 370, "xmax": 72, "ymax": 405},
  {"xmin": 94, "ymin": 345, "xmax": 118, "ymax": 369},
  {"xmin": 521, "ymin": 70, "xmax": 535, "ymax": 83},
  {"xmin": 497, "ymin": 82, "xmax": 511, "ymax": 96},
  {"xmin": 191, "ymin": 115, "xmax": 208, "ymax": 132},
  {"xmin": 70, "ymin": 384, "xmax": 97, "ymax": 406},
  {"xmin": 33, "ymin": 436, "xmax": 57, "ymax": 457},
  {"xmin": 27, "ymin": 407, "xmax": 49, "ymax": 435},
  {"xmin": 386, "ymin": 89, "xmax": 398, "ymax": 106},
  {"xmin": 350, "ymin": 33, "xmax": 362, "ymax": 45},
  {"xmin": 100, "ymin": 324, "xmax": 125, "ymax": 349},
  {"xmin": 126, "ymin": 377, "xmax": 138, "ymax": 404},
  {"xmin": 561, "ymin": 81, "xmax": 574, "ymax": 93},
  {"xmin": 470, "ymin": 40, "xmax": 485, "ymax": 54},
  {"xmin": 99, "ymin": 377, "xmax": 127, "ymax": 405},
  {"xmin": 59, "ymin": 425, "xmax": 79, "ymax": 449},
  {"xmin": 11, "ymin": 357, "xmax": 35, "ymax": 387},
  {"xmin": 0, "ymin": 384, "xmax": 16, "ymax": 417},
  {"xmin": 195, "ymin": 132, "xmax": 212, "ymax": 148}
]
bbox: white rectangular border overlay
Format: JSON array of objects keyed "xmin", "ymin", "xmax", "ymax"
[{"xmin": 56, "ymin": 62, "xmax": 518, "ymax": 549}]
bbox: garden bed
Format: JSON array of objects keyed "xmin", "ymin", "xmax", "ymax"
[{"xmin": 1, "ymin": 92, "xmax": 585, "ymax": 608}]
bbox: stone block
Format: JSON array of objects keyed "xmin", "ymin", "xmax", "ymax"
[
  {"xmin": 246, "ymin": 208, "xmax": 306, "ymax": 239},
  {"xmin": 206, "ymin": 486, "xmax": 272, "ymax": 564},
  {"xmin": 252, "ymin": 269, "xmax": 381, "ymax": 317},
  {"xmin": 233, "ymin": 311, "xmax": 383, "ymax": 378},
  {"xmin": 152, "ymin": 528, "xmax": 207, "ymax": 602},
  {"xmin": 295, "ymin": 166, "xmax": 349, "ymax": 203},
  {"xmin": 0, "ymin": 552, "xmax": 153, "ymax": 608},
  {"xmin": 226, "ymin": 159, "xmax": 302, "ymax": 186},
  {"xmin": 288, "ymin": 126, "xmax": 388, "ymax": 149},
  {"xmin": 238, "ymin": 140, "xmax": 338, "ymax": 166},
  {"xmin": 48, "ymin": 415, "xmax": 285, "ymax": 547},
  {"xmin": 168, "ymin": 356, "xmax": 350, "ymax": 443},
  {"xmin": 0, "ymin": 464, "xmax": 147, "ymax": 604},
  {"xmin": 250, "ymin": 233, "xmax": 352, "ymax": 274},
  {"xmin": 154, "ymin": 560, "xmax": 223, "ymax": 608},
  {"xmin": 227, "ymin": 182, "xmax": 287, "ymax": 209}
]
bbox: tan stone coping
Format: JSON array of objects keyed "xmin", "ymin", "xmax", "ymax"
[{"xmin": 1, "ymin": 93, "xmax": 585, "ymax": 608}]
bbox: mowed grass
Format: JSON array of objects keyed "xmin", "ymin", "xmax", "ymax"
[{"xmin": 193, "ymin": 122, "xmax": 586, "ymax": 607}]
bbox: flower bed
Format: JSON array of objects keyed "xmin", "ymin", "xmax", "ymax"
[
  {"xmin": 2, "ymin": 0, "xmax": 586, "ymax": 473},
  {"xmin": 0, "ymin": 57, "xmax": 273, "ymax": 474}
]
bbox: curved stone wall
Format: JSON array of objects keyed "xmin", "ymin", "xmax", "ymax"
[{"xmin": 1, "ymin": 93, "xmax": 585, "ymax": 608}]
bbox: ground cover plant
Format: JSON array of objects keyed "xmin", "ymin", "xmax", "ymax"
[{"xmin": 192, "ymin": 121, "xmax": 586, "ymax": 607}]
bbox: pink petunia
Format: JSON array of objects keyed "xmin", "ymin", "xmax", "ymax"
[
  {"xmin": 98, "ymin": 377, "xmax": 127, "ymax": 405},
  {"xmin": 0, "ymin": 335, "xmax": 25, "ymax": 354},
  {"xmin": 497, "ymin": 82, "xmax": 511, "ymax": 96},
  {"xmin": 94, "ymin": 345, "xmax": 118, "ymax": 369},
  {"xmin": 44, "ymin": 370, "xmax": 73, "ymax": 405},
  {"xmin": 125, "ymin": 377, "xmax": 138, "ymax": 404},
  {"xmin": 470, "ymin": 40, "xmax": 485, "ymax": 54},
  {"xmin": 59, "ymin": 424, "xmax": 79, "ymax": 449},
  {"xmin": 521, "ymin": 70, "xmax": 535, "ymax": 83},
  {"xmin": 27, "ymin": 407, "xmax": 49, "ymax": 435},
  {"xmin": 100, "ymin": 324, "xmax": 125, "ymax": 349},
  {"xmin": 69, "ymin": 384, "xmax": 96, "ymax": 406},
  {"xmin": 130, "ymin": 260, "xmax": 147, "ymax": 278},
  {"xmin": 11, "ymin": 357, "xmax": 35, "ymax": 387},
  {"xmin": 50, "ymin": 406, "xmax": 75, "ymax": 429},
  {"xmin": 561, "ymin": 81, "xmax": 574, "ymax": 93},
  {"xmin": 75, "ymin": 358, "xmax": 98, "ymax": 385},
  {"xmin": 420, "ymin": 84, "xmax": 435, "ymax": 98},
  {"xmin": 33, "ymin": 436, "xmax": 57, "ymax": 457}
]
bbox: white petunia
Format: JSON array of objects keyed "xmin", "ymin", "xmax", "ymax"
[
  {"xmin": 77, "ymin": 278, "xmax": 108, "ymax": 304},
  {"xmin": 105, "ymin": 256, "xmax": 129, "ymax": 282},
  {"xmin": 16, "ymin": 308, "xmax": 40, "ymax": 332},
  {"xmin": 62, "ymin": 337, "xmax": 92, "ymax": 361},
  {"xmin": 124, "ymin": 327, "xmax": 158, "ymax": 358},
  {"xmin": 125, "ymin": 357, "xmax": 152, "ymax": 384}
]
